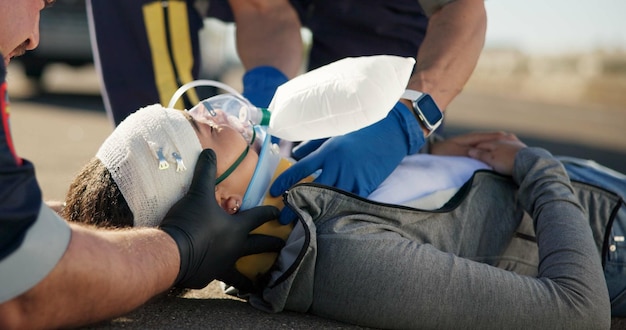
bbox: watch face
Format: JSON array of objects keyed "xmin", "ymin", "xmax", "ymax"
[{"xmin": 416, "ymin": 94, "xmax": 443, "ymax": 129}]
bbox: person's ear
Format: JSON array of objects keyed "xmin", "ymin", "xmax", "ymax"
[
  {"xmin": 214, "ymin": 184, "xmax": 243, "ymax": 214},
  {"xmin": 224, "ymin": 196, "xmax": 242, "ymax": 214}
]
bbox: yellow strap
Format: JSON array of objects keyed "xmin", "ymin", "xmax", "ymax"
[{"xmin": 142, "ymin": 1, "xmax": 199, "ymax": 109}]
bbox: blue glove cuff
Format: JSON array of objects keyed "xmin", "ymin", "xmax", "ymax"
[
  {"xmin": 242, "ymin": 66, "xmax": 289, "ymax": 108},
  {"xmin": 393, "ymin": 101, "xmax": 426, "ymax": 155}
]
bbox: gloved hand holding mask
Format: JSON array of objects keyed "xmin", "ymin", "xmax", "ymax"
[{"xmin": 270, "ymin": 101, "xmax": 426, "ymax": 201}]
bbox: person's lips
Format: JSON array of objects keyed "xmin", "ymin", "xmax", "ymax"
[{"xmin": 5, "ymin": 42, "xmax": 29, "ymax": 66}]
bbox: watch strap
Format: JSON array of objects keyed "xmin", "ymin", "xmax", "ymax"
[{"xmin": 401, "ymin": 89, "xmax": 424, "ymax": 101}]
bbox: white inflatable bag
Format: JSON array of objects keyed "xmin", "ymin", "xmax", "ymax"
[{"xmin": 267, "ymin": 55, "xmax": 415, "ymax": 141}]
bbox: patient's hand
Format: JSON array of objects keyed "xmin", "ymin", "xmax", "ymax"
[
  {"xmin": 430, "ymin": 131, "xmax": 518, "ymax": 157},
  {"xmin": 467, "ymin": 136, "xmax": 527, "ymax": 175}
]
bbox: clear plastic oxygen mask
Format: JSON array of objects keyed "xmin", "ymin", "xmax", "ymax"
[
  {"xmin": 187, "ymin": 93, "xmax": 266, "ymax": 147},
  {"xmin": 170, "ymin": 80, "xmax": 271, "ymax": 147}
]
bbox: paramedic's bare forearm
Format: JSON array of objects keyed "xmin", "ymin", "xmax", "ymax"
[
  {"xmin": 229, "ymin": 0, "xmax": 303, "ymax": 78},
  {"xmin": 408, "ymin": 0, "xmax": 486, "ymax": 110},
  {"xmin": 0, "ymin": 224, "xmax": 179, "ymax": 329}
]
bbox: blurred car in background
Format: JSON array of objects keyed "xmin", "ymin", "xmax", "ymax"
[{"xmin": 15, "ymin": 0, "xmax": 92, "ymax": 81}]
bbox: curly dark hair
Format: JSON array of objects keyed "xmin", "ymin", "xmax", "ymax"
[{"xmin": 62, "ymin": 157, "xmax": 133, "ymax": 228}]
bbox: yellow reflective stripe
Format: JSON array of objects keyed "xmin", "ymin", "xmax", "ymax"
[
  {"xmin": 142, "ymin": 3, "xmax": 178, "ymax": 108},
  {"xmin": 142, "ymin": 1, "xmax": 198, "ymax": 109},
  {"xmin": 167, "ymin": 1, "xmax": 199, "ymax": 106}
]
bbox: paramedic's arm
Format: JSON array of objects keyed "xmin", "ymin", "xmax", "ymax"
[
  {"xmin": 229, "ymin": 0, "xmax": 302, "ymax": 78},
  {"xmin": 404, "ymin": 0, "xmax": 486, "ymax": 111},
  {"xmin": 0, "ymin": 150, "xmax": 282, "ymax": 329},
  {"xmin": 0, "ymin": 225, "xmax": 179, "ymax": 329}
]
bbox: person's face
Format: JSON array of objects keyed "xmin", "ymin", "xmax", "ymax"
[
  {"xmin": 184, "ymin": 112, "xmax": 259, "ymax": 214},
  {"xmin": 0, "ymin": 0, "xmax": 51, "ymax": 67}
]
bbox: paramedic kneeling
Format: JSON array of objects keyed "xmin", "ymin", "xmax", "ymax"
[{"xmin": 0, "ymin": 1, "xmax": 282, "ymax": 329}]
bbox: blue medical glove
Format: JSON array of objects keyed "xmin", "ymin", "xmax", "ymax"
[
  {"xmin": 270, "ymin": 102, "xmax": 426, "ymax": 206},
  {"xmin": 291, "ymin": 138, "xmax": 328, "ymax": 161},
  {"xmin": 242, "ymin": 66, "xmax": 288, "ymax": 108}
]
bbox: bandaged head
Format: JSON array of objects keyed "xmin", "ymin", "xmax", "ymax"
[{"xmin": 96, "ymin": 104, "xmax": 202, "ymax": 227}]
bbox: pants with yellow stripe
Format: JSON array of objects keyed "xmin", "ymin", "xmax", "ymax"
[{"xmin": 87, "ymin": 0, "xmax": 204, "ymax": 126}]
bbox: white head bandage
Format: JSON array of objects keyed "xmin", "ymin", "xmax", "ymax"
[{"xmin": 96, "ymin": 104, "xmax": 202, "ymax": 227}]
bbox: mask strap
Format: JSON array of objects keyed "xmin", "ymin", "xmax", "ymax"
[
  {"xmin": 215, "ymin": 146, "xmax": 249, "ymax": 185},
  {"xmin": 215, "ymin": 127, "xmax": 256, "ymax": 185}
]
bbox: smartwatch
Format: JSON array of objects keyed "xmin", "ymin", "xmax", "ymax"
[{"xmin": 401, "ymin": 90, "xmax": 443, "ymax": 136}]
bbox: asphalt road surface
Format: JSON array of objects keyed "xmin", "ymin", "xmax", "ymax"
[{"xmin": 6, "ymin": 65, "xmax": 626, "ymax": 329}]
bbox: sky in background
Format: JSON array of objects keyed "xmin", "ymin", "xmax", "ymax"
[{"xmin": 484, "ymin": 0, "xmax": 626, "ymax": 54}]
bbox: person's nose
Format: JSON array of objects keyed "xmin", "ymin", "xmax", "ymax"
[{"xmin": 25, "ymin": 23, "xmax": 41, "ymax": 50}]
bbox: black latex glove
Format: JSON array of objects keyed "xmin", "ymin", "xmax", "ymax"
[{"xmin": 160, "ymin": 149, "xmax": 284, "ymax": 289}]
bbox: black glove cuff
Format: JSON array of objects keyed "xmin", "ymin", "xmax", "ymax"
[{"xmin": 160, "ymin": 225, "xmax": 193, "ymax": 288}]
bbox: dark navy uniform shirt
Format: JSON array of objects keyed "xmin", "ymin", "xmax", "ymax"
[
  {"xmin": 207, "ymin": 0, "xmax": 429, "ymax": 71},
  {"xmin": 0, "ymin": 59, "xmax": 43, "ymax": 261}
]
